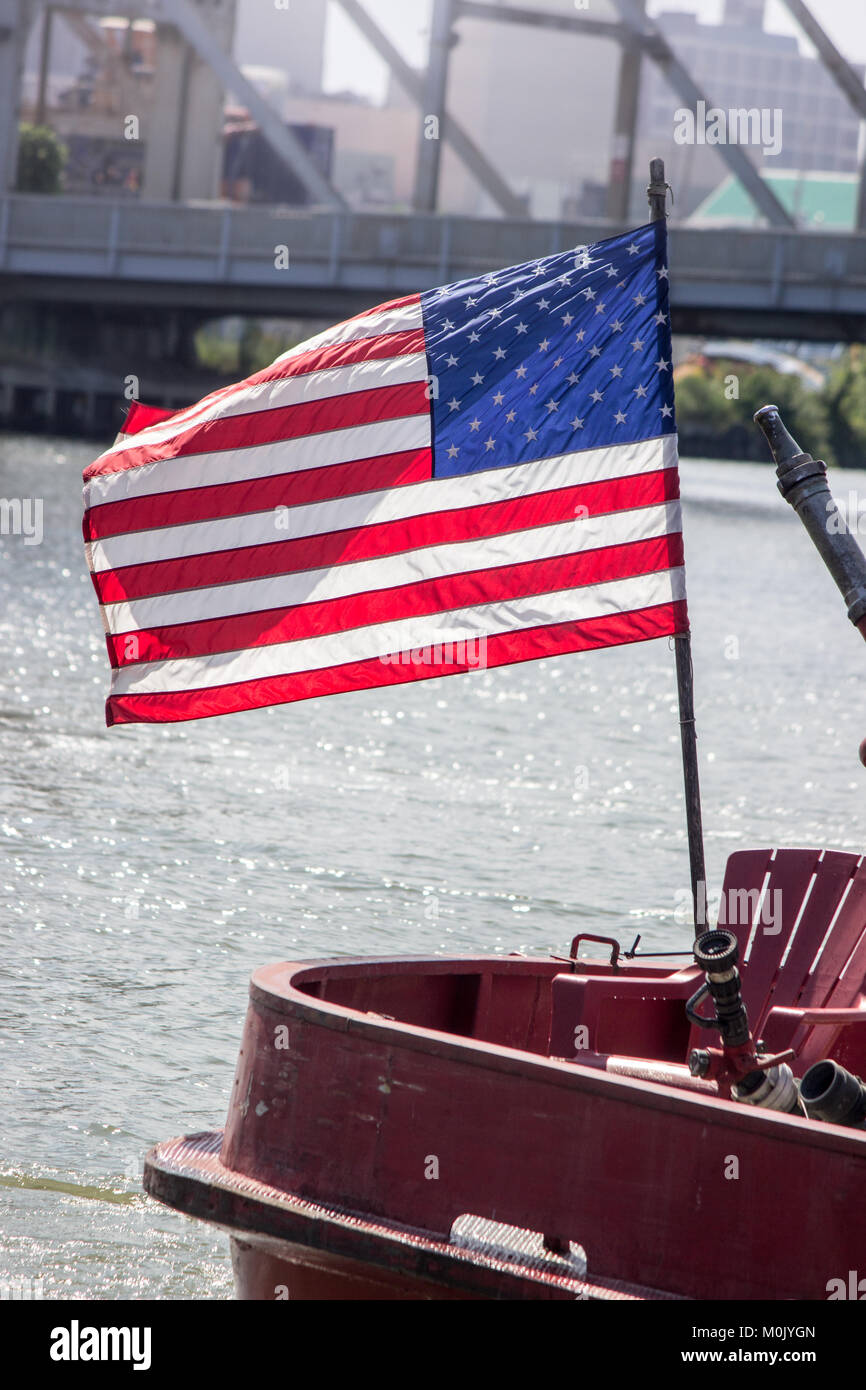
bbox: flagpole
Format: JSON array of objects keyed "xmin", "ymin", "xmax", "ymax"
[{"xmin": 647, "ymin": 157, "xmax": 707, "ymax": 933}]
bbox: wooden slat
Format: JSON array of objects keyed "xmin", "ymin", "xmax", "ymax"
[{"xmin": 741, "ymin": 849, "xmax": 820, "ymax": 1031}]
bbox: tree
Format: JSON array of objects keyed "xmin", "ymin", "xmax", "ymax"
[{"xmin": 15, "ymin": 124, "xmax": 67, "ymax": 194}]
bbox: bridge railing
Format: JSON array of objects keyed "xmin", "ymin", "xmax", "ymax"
[{"xmin": 3, "ymin": 193, "xmax": 866, "ymax": 328}]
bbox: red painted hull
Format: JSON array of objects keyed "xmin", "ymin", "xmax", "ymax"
[{"xmin": 145, "ymin": 913, "xmax": 866, "ymax": 1300}]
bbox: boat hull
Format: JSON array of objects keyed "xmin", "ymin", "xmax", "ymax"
[{"xmin": 144, "ymin": 951, "xmax": 866, "ymax": 1301}]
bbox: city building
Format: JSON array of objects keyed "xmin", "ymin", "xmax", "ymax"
[{"xmin": 633, "ymin": 0, "xmax": 865, "ymax": 218}]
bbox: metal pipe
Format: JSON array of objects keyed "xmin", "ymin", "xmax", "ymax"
[{"xmin": 754, "ymin": 405, "xmax": 866, "ymax": 637}]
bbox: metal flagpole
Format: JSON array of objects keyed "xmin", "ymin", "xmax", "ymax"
[{"xmin": 647, "ymin": 157, "xmax": 707, "ymax": 933}]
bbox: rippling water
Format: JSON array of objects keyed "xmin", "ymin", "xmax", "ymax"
[{"xmin": 2, "ymin": 432, "xmax": 866, "ymax": 1298}]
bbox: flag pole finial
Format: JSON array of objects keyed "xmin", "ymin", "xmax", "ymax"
[{"xmin": 647, "ymin": 157, "xmax": 670, "ymax": 224}]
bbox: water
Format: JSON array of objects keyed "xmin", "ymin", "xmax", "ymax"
[{"xmin": 2, "ymin": 433, "xmax": 865, "ymax": 1299}]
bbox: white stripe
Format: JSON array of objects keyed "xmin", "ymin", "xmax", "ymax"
[
  {"xmin": 105, "ymin": 501, "xmax": 682, "ymax": 634},
  {"xmin": 110, "ymin": 567, "xmax": 686, "ymax": 697},
  {"xmin": 91, "ymin": 302, "xmax": 423, "ymax": 467},
  {"xmin": 272, "ymin": 301, "xmax": 423, "ymax": 365},
  {"xmin": 85, "ymin": 413, "xmax": 431, "ymax": 521},
  {"xmin": 89, "ymin": 434, "xmax": 678, "ymax": 573}
]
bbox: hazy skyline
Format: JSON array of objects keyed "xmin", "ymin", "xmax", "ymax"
[{"xmin": 322, "ymin": 0, "xmax": 866, "ymax": 102}]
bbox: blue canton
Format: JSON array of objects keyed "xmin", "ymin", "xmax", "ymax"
[{"xmin": 421, "ymin": 221, "xmax": 675, "ymax": 479}]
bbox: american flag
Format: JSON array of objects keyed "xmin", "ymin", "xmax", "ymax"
[{"xmin": 83, "ymin": 220, "xmax": 686, "ymax": 726}]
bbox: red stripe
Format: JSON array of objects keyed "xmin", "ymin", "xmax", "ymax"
[
  {"xmin": 121, "ymin": 401, "xmax": 178, "ymax": 436},
  {"xmin": 105, "ymin": 600, "xmax": 689, "ymax": 725},
  {"xmin": 107, "ymin": 533, "xmax": 684, "ymax": 667},
  {"xmin": 91, "ymin": 468, "xmax": 680, "ymax": 605},
  {"xmin": 84, "ymin": 448, "xmax": 432, "ymax": 541},
  {"xmin": 355, "ymin": 292, "xmax": 420, "ymax": 317},
  {"xmin": 85, "ymin": 367, "xmax": 429, "ymax": 479}
]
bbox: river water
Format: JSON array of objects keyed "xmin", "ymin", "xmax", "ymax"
[{"xmin": 2, "ymin": 431, "xmax": 865, "ymax": 1299}]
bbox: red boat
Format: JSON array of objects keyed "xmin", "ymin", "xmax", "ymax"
[
  {"xmin": 144, "ymin": 840, "xmax": 866, "ymax": 1302},
  {"xmin": 143, "ymin": 400, "xmax": 866, "ymax": 1303},
  {"xmin": 113, "ymin": 160, "xmax": 866, "ymax": 1301}
]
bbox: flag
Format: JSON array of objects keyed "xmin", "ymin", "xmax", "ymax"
[{"xmin": 83, "ymin": 220, "xmax": 686, "ymax": 726}]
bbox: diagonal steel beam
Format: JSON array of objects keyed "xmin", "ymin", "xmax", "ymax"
[
  {"xmin": 455, "ymin": 0, "xmax": 637, "ymax": 46},
  {"xmin": 160, "ymin": 0, "xmax": 344, "ymax": 208},
  {"xmin": 778, "ymin": 0, "xmax": 866, "ymax": 119},
  {"xmin": 609, "ymin": 0, "xmax": 794, "ymax": 228},
  {"xmin": 334, "ymin": 0, "xmax": 525, "ymax": 217}
]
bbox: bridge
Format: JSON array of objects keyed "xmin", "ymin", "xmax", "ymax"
[{"xmin": 3, "ymin": 192, "xmax": 866, "ymax": 343}]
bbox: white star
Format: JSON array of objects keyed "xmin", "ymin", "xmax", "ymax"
[
  {"xmin": 447, "ymin": 397, "xmax": 461, "ymax": 411},
  {"xmin": 469, "ymin": 417, "xmax": 481, "ymax": 431},
  {"xmin": 631, "ymin": 338, "xmax": 644, "ymax": 352},
  {"xmin": 484, "ymin": 436, "xmax": 496, "ymax": 451},
  {"xmin": 493, "ymin": 391, "xmax": 504, "ymax": 406},
  {"xmin": 538, "ymin": 338, "xmax": 550, "ymax": 351},
  {"xmin": 589, "ymin": 345, "xmax": 602, "ymax": 358},
  {"xmin": 516, "ymin": 321, "xmax": 528, "ymax": 334},
  {"xmin": 515, "ymin": 365, "xmax": 528, "ymax": 379},
  {"xmin": 488, "ymin": 306, "xmax": 504, "ymax": 319},
  {"xmin": 537, "ymin": 297, "xmax": 550, "ymax": 310},
  {"xmin": 545, "ymin": 399, "xmax": 559, "ymax": 413},
  {"xmin": 614, "ymin": 410, "xmax": 627, "ymax": 425},
  {"xmin": 485, "ymin": 274, "xmax": 500, "ymax": 286},
  {"xmin": 591, "ymin": 389, "xmax": 604, "ymax": 403},
  {"xmin": 442, "ymin": 319, "xmax": 454, "ymax": 331},
  {"xmin": 661, "ymin": 403, "xmax": 674, "ymax": 418},
  {"xmin": 471, "ymin": 371, "xmax": 484, "ymax": 385},
  {"xmin": 627, "ymin": 243, "xmax": 640, "ymax": 256},
  {"xmin": 657, "ymin": 266, "xmax": 669, "ymax": 280},
  {"xmin": 595, "ymin": 303, "xmax": 606, "ymax": 315},
  {"xmin": 582, "ymin": 288, "xmax": 596, "ymax": 301},
  {"xmin": 567, "ymin": 371, "xmax": 581, "ymax": 385},
  {"xmin": 445, "ymin": 354, "xmax": 458, "ymax": 367},
  {"xmin": 605, "ymin": 266, "xmax": 618, "ymax": 279},
  {"xmin": 561, "ymin": 312, "xmax": 574, "ymax": 327},
  {"xmin": 524, "ymin": 426, "xmax": 538, "ymax": 441},
  {"xmin": 553, "ymin": 356, "xmax": 563, "ymax": 367},
  {"xmin": 610, "ymin": 364, "xmax": 623, "ymax": 378},
  {"xmin": 575, "ymin": 329, "xmax": 586, "ymax": 343},
  {"xmin": 529, "ymin": 383, "xmax": 539, "ymax": 395},
  {"xmin": 533, "ymin": 264, "xmax": 545, "ymax": 277},
  {"xmin": 468, "ymin": 330, "xmax": 480, "ymax": 343},
  {"xmin": 493, "ymin": 346, "xmax": 507, "ymax": 360},
  {"xmin": 558, "ymin": 274, "xmax": 571, "ymax": 286},
  {"xmin": 633, "ymin": 292, "xmax": 647, "ymax": 307},
  {"xmin": 611, "ymin": 319, "xmax": 624, "ymax": 333},
  {"xmin": 446, "ymin": 444, "xmax": 459, "ymax": 458},
  {"xmin": 656, "ymin": 358, "xmax": 670, "ymax": 372},
  {"xmin": 506, "ymin": 409, "xmax": 516, "ymax": 422},
  {"xmin": 654, "ymin": 311, "xmax": 668, "ymax": 326},
  {"xmin": 634, "ymin": 384, "xmax": 648, "ymax": 399},
  {"xmin": 571, "ymin": 416, "xmax": 584, "ymax": 430},
  {"xmin": 465, "ymin": 296, "xmax": 478, "ymax": 308}
]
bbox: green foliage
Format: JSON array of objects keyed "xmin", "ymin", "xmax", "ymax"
[
  {"xmin": 675, "ymin": 358, "xmax": 838, "ymax": 465},
  {"xmin": 15, "ymin": 124, "xmax": 67, "ymax": 194},
  {"xmin": 823, "ymin": 348, "xmax": 866, "ymax": 470}
]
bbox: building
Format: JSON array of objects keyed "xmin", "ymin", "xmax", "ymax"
[
  {"xmin": 633, "ymin": 0, "xmax": 865, "ymax": 218},
  {"xmin": 412, "ymin": 0, "xmax": 623, "ymax": 220}
]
